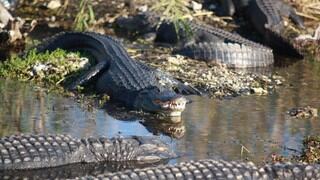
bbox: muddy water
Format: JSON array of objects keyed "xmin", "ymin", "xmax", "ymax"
[{"xmin": 0, "ymin": 60, "xmax": 319, "ymax": 172}]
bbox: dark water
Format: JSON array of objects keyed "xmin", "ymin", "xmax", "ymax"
[{"xmin": 0, "ymin": 60, "xmax": 319, "ymax": 176}]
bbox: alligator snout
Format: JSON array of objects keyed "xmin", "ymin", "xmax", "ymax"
[{"xmin": 157, "ymin": 96, "xmax": 187, "ymax": 117}]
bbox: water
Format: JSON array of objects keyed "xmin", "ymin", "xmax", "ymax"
[{"xmin": 0, "ymin": 60, "xmax": 319, "ymax": 175}]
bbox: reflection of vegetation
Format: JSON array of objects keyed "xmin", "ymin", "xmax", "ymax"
[
  {"xmin": 73, "ymin": 0, "xmax": 96, "ymax": 31},
  {"xmin": 300, "ymin": 135, "xmax": 320, "ymax": 163},
  {"xmin": 152, "ymin": 0, "xmax": 193, "ymax": 39},
  {"xmin": 0, "ymin": 49, "xmax": 86, "ymax": 86}
]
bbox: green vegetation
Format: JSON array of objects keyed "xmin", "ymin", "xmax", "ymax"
[
  {"xmin": 0, "ymin": 49, "xmax": 89, "ymax": 86},
  {"xmin": 73, "ymin": 0, "xmax": 96, "ymax": 31},
  {"xmin": 152, "ymin": 0, "xmax": 193, "ymax": 39},
  {"xmin": 300, "ymin": 135, "xmax": 320, "ymax": 163}
]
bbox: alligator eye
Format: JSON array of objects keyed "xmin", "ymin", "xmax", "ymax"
[{"xmin": 153, "ymin": 99, "xmax": 163, "ymax": 104}]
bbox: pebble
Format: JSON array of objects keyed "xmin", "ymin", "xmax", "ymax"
[
  {"xmin": 47, "ymin": 0, "xmax": 61, "ymax": 9},
  {"xmin": 191, "ymin": 1, "xmax": 202, "ymax": 11}
]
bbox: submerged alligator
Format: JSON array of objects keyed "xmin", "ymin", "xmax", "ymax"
[
  {"xmin": 217, "ymin": 0, "xmax": 304, "ymax": 58},
  {"xmin": 0, "ymin": 134, "xmax": 175, "ymax": 170},
  {"xmin": 80, "ymin": 159, "xmax": 320, "ymax": 179},
  {"xmin": 117, "ymin": 13, "xmax": 274, "ymax": 68},
  {"xmin": 0, "ymin": 160, "xmax": 169, "ymax": 179},
  {"xmin": 1, "ymin": 134, "xmax": 319, "ymax": 179},
  {"xmin": 35, "ymin": 32, "xmax": 201, "ymax": 116}
]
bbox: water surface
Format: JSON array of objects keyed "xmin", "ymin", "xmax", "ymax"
[{"xmin": 0, "ymin": 60, "xmax": 319, "ymax": 170}]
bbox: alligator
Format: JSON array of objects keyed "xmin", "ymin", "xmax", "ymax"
[
  {"xmin": 0, "ymin": 134, "xmax": 175, "ymax": 170},
  {"xmin": 217, "ymin": 0, "xmax": 304, "ymax": 58},
  {"xmin": 1, "ymin": 134, "xmax": 320, "ymax": 179},
  {"xmin": 0, "ymin": 160, "xmax": 169, "ymax": 179},
  {"xmin": 35, "ymin": 32, "xmax": 201, "ymax": 116},
  {"xmin": 79, "ymin": 159, "xmax": 320, "ymax": 179},
  {"xmin": 170, "ymin": 21, "xmax": 274, "ymax": 68},
  {"xmin": 116, "ymin": 13, "xmax": 274, "ymax": 68}
]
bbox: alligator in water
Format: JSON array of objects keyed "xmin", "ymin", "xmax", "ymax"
[
  {"xmin": 1, "ymin": 135, "xmax": 320, "ymax": 179},
  {"xmin": 0, "ymin": 134, "xmax": 175, "ymax": 170},
  {"xmin": 35, "ymin": 32, "xmax": 201, "ymax": 116},
  {"xmin": 79, "ymin": 159, "xmax": 320, "ymax": 179},
  {"xmin": 217, "ymin": 0, "xmax": 304, "ymax": 58},
  {"xmin": 0, "ymin": 160, "xmax": 169, "ymax": 179},
  {"xmin": 116, "ymin": 13, "xmax": 274, "ymax": 68}
]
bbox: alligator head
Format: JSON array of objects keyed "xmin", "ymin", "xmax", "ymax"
[{"xmin": 133, "ymin": 87, "xmax": 187, "ymax": 117}]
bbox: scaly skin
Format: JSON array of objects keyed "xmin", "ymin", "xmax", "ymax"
[
  {"xmin": 248, "ymin": 0, "xmax": 303, "ymax": 58},
  {"xmin": 219, "ymin": 0, "xmax": 304, "ymax": 58},
  {"xmin": 0, "ymin": 134, "xmax": 175, "ymax": 170},
  {"xmin": 0, "ymin": 161, "xmax": 169, "ymax": 179},
  {"xmin": 174, "ymin": 41, "xmax": 273, "ymax": 68},
  {"xmin": 117, "ymin": 13, "xmax": 274, "ymax": 68},
  {"xmin": 78, "ymin": 159, "xmax": 320, "ymax": 179},
  {"xmin": 156, "ymin": 20, "xmax": 274, "ymax": 68},
  {"xmin": 36, "ymin": 32, "xmax": 200, "ymax": 116}
]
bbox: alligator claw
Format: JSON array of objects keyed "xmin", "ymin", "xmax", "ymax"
[{"xmin": 65, "ymin": 61, "xmax": 109, "ymax": 91}]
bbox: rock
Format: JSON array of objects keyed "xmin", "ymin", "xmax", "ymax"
[
  {"xmin": 0, "ymin": 2, "xmax": 13, "ymax": 28},
  {"xmin": 7, "ymin": 17, "xmax": 24, "ymax": 43},
  {"xmin": 47, "ymin": 0, "xmax": 61, "ymax": 9},
  {"xmin": 167, "ymin": 55, "xmax": 185, "ymax": 65},
  {"xmin": 138, "ymin": 5, "xmax": 148, "ymax": 12},
  {"xmin": 251, "ymin": 87, "xmax": 267, "ymax": 95},
  {"xmin": 191, "ymin": 1, "xmax": 202, "ymax": 11}
]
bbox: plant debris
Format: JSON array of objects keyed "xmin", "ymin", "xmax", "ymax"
[
  {"xmin": 131, "ymin": 46, "xmax": 284, "ymax": 98},
  {"xmin": 300, "ymin": 135, "xmax": 320, "ymax": 163},
  {"xmin": 287, "ymin": 106, "xmax": 318, "ymax": 119}
]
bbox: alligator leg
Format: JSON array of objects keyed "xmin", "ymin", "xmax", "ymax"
[
  {"xmin": 34, "ymin": 32, "xmax": 111, "ymax": 90},
  {"xmin": 247, "ymin": 0, "xmax": 303, "ymax": 58},
  {"xmin": 67, "ymin": 61, "xmax": 109, "ymax": 90},
  {"xmin": 274, "ymin": 0, "xmax": 304, "ymax": 28}
]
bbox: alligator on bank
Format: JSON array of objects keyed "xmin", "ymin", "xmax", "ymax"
[
  {"xmin": 170, "ymin": 21, "xmax": 274, "ymax": 68},
  {"xmin": 80, "ymin": 159, "xmax": 320, "ymax": 179},
  {"xmin": 35, "ymin": 32, "xmax": 201, "ymax": 116},
  {"xmin": 217, "ymin": 0, "xmax": 304, "ymax": 58},
  {"xmin": 0, "ymin": 134, "xmax": 175, "ymax": 170},
  {"xmin": 116, "ymin": 13, "xmax": 274, "ymax": 68}
]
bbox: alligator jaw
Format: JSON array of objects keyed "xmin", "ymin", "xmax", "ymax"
[{"xmin": 155, "ymin": 96, "xmax": 187, "ymax": 117}]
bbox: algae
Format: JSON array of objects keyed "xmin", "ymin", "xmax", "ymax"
[{"xmin": 0, "ymin": 49, "xmax": 89, "ymax": 87}]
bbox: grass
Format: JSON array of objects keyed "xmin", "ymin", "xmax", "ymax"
[
  {"xmin": 152, "ymin": 0, "xmax": 193, "ymax": 40},
  {"xmin": 0, "ymin": 49, "xmax": 88, "ymax": 86},
  {"xmin": 293, "ymin": 0, "xmax": 320, "ymax": 21},
  {"xmin": 73, "ymin": 0, "xmax": 96, "ymax": 31}
]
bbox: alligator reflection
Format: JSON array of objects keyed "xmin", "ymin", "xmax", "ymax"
[
  {"xmin": 0, "ymin": 160, "xmax": 169, "ymax": 179},
  {"xmin": 141, "ymin": 119, "xmax": 185, "ymax": 139}
]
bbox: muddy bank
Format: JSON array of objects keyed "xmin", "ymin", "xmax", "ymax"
[{"xmin": 127, "ymin": 45, "xmax": 284, "ymax": 98}]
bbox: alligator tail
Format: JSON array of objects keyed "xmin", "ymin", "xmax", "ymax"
[{"xmin": 174, "ymin": 42, "xmax": 274, "ymax": 68}]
